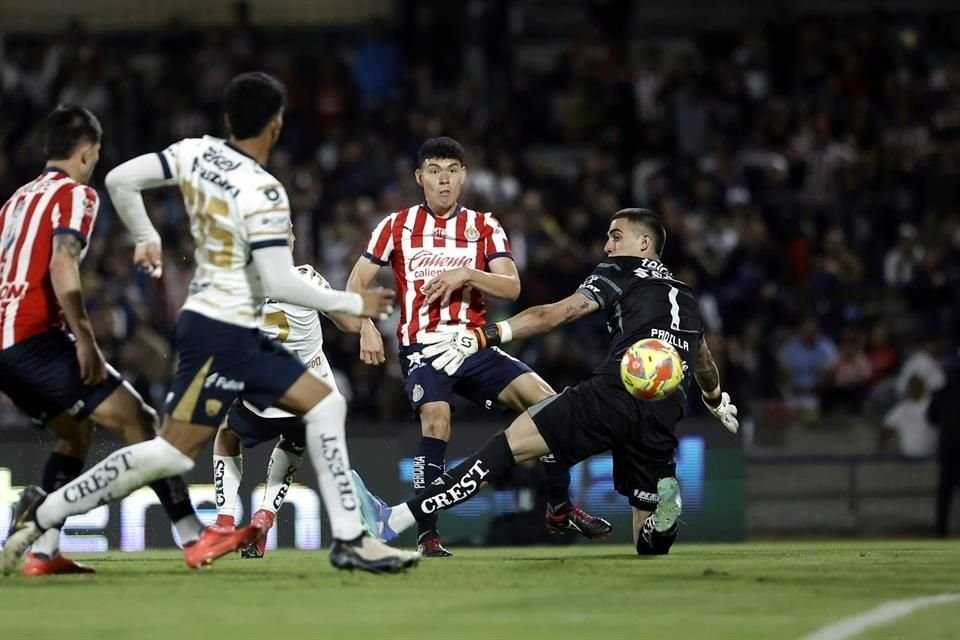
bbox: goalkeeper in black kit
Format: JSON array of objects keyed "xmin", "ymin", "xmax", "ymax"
[{"xmin": 352, "ymin": 209, "xmax": 739, "ymax": 555}]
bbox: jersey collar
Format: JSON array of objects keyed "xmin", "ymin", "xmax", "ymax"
[
  {"xmin": 422, "ymin": 202, "xmax": 464, "ymax": 220},
  {"xmin": 225, "ymin": 141, "xmax": 263, "ymax": 167}
]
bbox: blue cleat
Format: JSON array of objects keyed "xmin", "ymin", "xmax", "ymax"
[{"xmin": 351, "ymin": 470, "xmax": 399, "ymax": 542}]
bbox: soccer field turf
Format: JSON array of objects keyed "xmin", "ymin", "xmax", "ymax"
[{"xmin": 0, "ymin": 541, "xmax": 957, "ymax": 640}]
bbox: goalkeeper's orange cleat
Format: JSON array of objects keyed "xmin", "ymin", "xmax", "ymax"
[
  {"xmin": 182, "ymin": 524, "xmax": 264, "ymax": 569},
  {"xmin": 22, "ymin": 552, "xmax": 96, "ymax": 576}
]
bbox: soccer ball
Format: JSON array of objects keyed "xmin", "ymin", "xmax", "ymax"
[{"xmin": 620, "ymin": 338, "xmax": 684, "ymax": 401}]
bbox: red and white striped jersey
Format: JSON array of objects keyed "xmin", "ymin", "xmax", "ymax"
[
  {"xmin": 363, "ymin": 204, "xmax": 513, "ymax": 346},
  {"xmin": 0, "ymin": 169, "xmax": 99, "ymax": 350}
]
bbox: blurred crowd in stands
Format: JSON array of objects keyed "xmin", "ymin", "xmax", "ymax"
[{"xmin": 1, "ymin": 4, "xmax": 959, "ymax": 454}]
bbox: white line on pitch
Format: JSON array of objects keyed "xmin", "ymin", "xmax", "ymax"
[{"xmin": 801, "ymin": 593, "xmax": 960, "ymax": 640}]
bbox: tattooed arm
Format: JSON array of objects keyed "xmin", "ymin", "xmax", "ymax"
[
  {"xmin": 49, "ymin": 233, "xmax": 106, "ymax": 384},
  {"xmin": 423, "ymin": 291, "xmax": 599, "ymax": 375},
  {"xmin": 694, "ymin": 336, "xmax": 721, "ymax": 395},
  {"xmin": 501, "ymin": 292, "xmax": 599, "ymax": 342}
]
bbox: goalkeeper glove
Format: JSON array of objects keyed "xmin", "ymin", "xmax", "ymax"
[
  {"xmin": 421, "ymin": 323, "xmax": 510, "ymax": 376},
  {"xmin": 702, "ymin": 390, "xmax": 739, "ymax": 434}
]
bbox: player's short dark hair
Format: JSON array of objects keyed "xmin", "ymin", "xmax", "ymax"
[
  {"xmin": 417, "ymin": 137, "xmax": 465, "ymax": 167},
  {"xmin": 43, "ymin": 105, "xmax": 102, "ymax": 160},
  {"xmin": 611, "ymin": 208, "xmax": 667, "ymax": 255},
  {"xmin": 223, "ymin": 72, "xmax": 287, "ymax": 140}
]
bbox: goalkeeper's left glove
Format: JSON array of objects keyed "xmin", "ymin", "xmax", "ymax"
[
  {"xmin": 421, "ymin": 323, "xmax": 511, "ymax": 376},
  {"xmin": 702, "ymin": 389, "xmax": 739, "ymax": 434}
]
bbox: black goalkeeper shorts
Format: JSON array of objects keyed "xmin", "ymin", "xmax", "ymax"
[{"xmin": 529, "ymin": 376, "xmax": 681, "ymax": 511}]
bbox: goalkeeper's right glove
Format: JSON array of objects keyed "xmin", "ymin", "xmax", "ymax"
[{"xmin": 702, "ymin": 390, "xmax": 739, "ymax": 434}]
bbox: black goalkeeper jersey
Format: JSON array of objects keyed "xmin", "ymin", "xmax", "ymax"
[{"xmin": 576, "ymin": 256, "xmax": 703, "ymax": 409}]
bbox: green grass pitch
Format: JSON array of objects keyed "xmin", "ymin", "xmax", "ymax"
[{"xmin": 1, "ymin": 541, "xmax": 957, "ymax": 639}]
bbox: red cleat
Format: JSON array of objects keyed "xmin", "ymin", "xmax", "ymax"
[
  {"xmin": 213, "ymin": 514, "xmax": 236, "ymax": 533},
  {"xmin": 182, "ymin": 524, "xmax": 264, "ymax": 569},
  {"xmin": 241, "ymin": 510, "xmax": 275, "ymax": 559},
  {"xmin": 21, "ymin": 552, "xmax": 96, "ymax": 576}
]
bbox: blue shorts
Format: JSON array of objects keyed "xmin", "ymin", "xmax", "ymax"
[
  {"xmin": 399, "ymin": 344, "xmax": 532, "ymax": 413},
  {"xmin": 0, "ymin": 330, "xmax": 123, "ymax": 425},
  {"xmin": 225, "ymin": 401, "xmax": 305, "ymax": 450},
  {"xmin": 165, "ymin": 311, "xmax": 307, "ymax": 427}
]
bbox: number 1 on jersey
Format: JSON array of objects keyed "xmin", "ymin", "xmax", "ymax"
[{"xmin": 668, "ymin": 286, "xmax": 680, "ymax": 330}]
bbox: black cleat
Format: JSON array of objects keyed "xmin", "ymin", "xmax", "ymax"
[
  {"xmin": 2, "ymin": 486, "xmax": 48, "ymax": 576},
  {"xmin": 546, "ymin": 504, "xmax": 612, "ymax": 540},
  {"xmin": 329, "ymin": 534, "xmax": 420, "ymax": 574},
  {"xmin": 417, "ymin": 532, "xmax": 453, "ymax": 558}
]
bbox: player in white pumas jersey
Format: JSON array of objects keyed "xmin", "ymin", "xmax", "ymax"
[
  {"xmin": 2, "ymin": 72, "xmax": 418, "ymax": 575},
  {"xmin": 213, "ymin": 253, "xmax": 364, "ymax": 559}
]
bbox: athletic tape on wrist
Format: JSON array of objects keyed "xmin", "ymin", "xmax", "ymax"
[{"xmin": 495, "ymin": 321, "xmax": 513, "ymax": 344}]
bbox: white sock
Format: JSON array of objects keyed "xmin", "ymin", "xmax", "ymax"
[
  {"xmin": 213, "ymin": 454, "xmax": 243, "ymax": 518},
  {"xmin": 36, "ymin": 438, "xmax": 195, "ymax": 530},
  {"xmin": 175, "ymin": 518, "xmax": 204, "ymax": 544},
  {"xmin": 31, "ymin": 527, "xmax": 62, "ymax": 557},
  {"xmin": 387, "ymin": 503, "xmax": 416, "ymax": 535},
  {"xmin": 304, "ymin": 392, "xmax": 363, "ymax": 541},
  {"xmin": 260, "ymin": 445, "xmax": 302, "ymax": 513}
]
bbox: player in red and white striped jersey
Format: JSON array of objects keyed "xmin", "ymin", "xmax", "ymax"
[
  {"xmin": 0, "ymin": 105, "xmax": 204, "ymax": 576},
  {"xmin": 347, "ymin": 137, "xmax": 611, "ymax": 556}
]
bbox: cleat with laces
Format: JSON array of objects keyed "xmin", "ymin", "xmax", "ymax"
[
  {"xmin": 2, "ymin": 486, "xmax": 48, "ymax": 576},
  {"xmin": 240, "ymin": 510, "xmax": 275, "ymax": 559},
  {"xmin": 22, "ymin": 552, "xmax": 96, "ymax": 576},
  {"xmin": 351, "ymin": 470, "xmax": 398, "ymax": 542},
  {"xmin": 183, "ymin": 523, "xmax": 264, "ymax": 569},
  {"xmin": 417, "ymin": 533, "xmax": 453, "ymax": 558},
  {"xmin": 650, "ymin": 477, "xmax": 682, "ymax": 532},
  {"xmin": 546, "ymin": 503, "xmax": 612, "ymax": 540},
  {"xmin": 329, "ymin": 533, "xmax": 420, "ymax": 574}
]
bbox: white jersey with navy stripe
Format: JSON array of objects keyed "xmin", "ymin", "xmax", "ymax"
[
  {"xmin": 243, "ymin": 265, "xmax": 338, "ymax": 419},
  {"xmin": 158, "ymin": 136, "xmax": 291, "ymax": 328}
]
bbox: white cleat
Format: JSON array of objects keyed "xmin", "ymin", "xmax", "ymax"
[{"xmin": 329, "ymin": 533, "xmax": 421, "ymax": 574}]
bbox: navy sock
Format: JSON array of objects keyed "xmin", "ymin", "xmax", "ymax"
[
  {"xmin": 42, "ymin": 452, "xmax": 85, "ymax": 492},
  {"xmin": 406, "ymin": 432, "xmax": 516, "ymax": 522},
  {"xmin": 413, "ymin": 436, "xmax": 447, "ymax": 540},
  {"xmin": 540, "ymin": 454, "xmax": 572, "ymax": 511},
  {"xmin": 149, "ymin": 476, "xmax": 197, "ymax": 523}
]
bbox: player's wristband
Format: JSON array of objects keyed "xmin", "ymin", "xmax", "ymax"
[
  {"xmin": 702, "ymin": 385, "xmax": 722, "ymax": 408},
  {"xmin": 475, "ymin": 322, "xmax": 513, "ymax": 349}
]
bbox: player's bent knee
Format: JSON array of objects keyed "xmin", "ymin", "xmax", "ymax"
[
  {"xmin": 159, "ymin": 417, "xmax": 217, "ymax": 460},
  {"xmin": 421, "ymin": 419, "xmax": 450, "ymax": 440},
  {"xmin": 304, "ymin": 391, "xmax": 347, "ymax": 430},
  {"xmin": 276, "ymin": 371, "xmax": 335, "ymax": 416},
  {"xmin": 419, "ymin": 403, "xmax": 451, "ymax": 440}
]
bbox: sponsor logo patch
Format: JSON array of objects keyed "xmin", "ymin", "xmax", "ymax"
[
  {"xmin": 412, "ymin": 384, "xmax": 424, "ymax": 402},
  {"xmin": 407, "ymin": 353, "xmax": 425, "ymax": 372}
]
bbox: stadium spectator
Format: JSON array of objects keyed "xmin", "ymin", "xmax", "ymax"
[
  {"xmin": 895, "ymin": 339, "xmax": 946, "ymax": 399},
  {"xmin": 778, "ymin": 317, "xmax": 838, "ymax": 409},
  {"xmin": 881, "ymin": 375, "xmax": 938, "ymax": 458}
]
